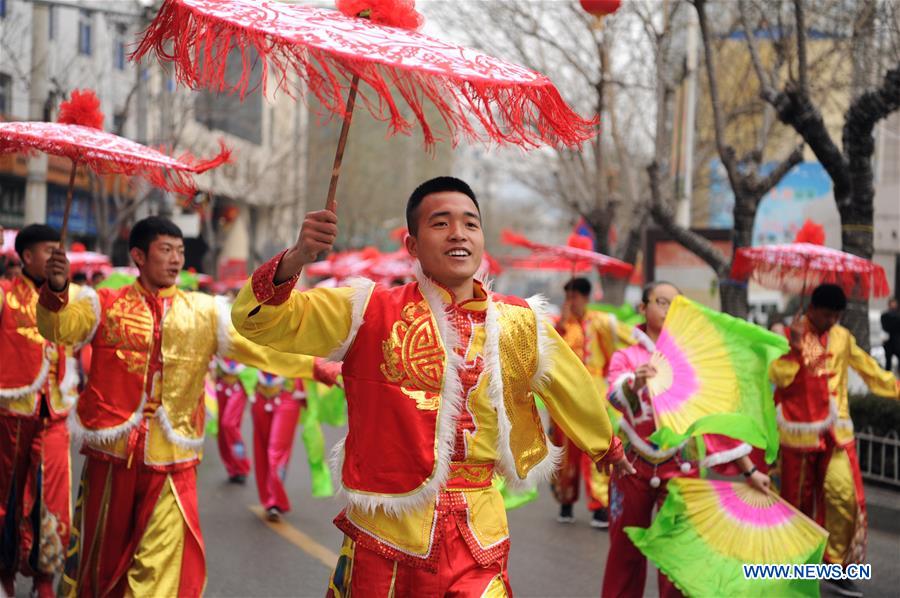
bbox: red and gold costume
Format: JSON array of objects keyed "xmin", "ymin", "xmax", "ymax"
[
  {"xmin": 552, "ymin": 311, "xmax": 634, "ymax": 512},
  {"xmin": 769, "ymin": 319, "xmax": 900, "ymax": 566},
  {"xmin": 233, "ymin": 254, "xmax": 622, "ymax": 597},
  {"xmin": 0, "ymin": 275, "xmax": 79, "ymax": 592},
  {"xmin": 36, "ymin": 280, "xmax": 314, "ymax": 598}
]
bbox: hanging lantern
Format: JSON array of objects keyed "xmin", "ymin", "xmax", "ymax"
[{"xmin": 579, "ymin": 0, "xmax": 622, "ymax": 18}]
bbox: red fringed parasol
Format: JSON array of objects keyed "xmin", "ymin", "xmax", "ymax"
[
  {"xmin": 0, "ymin": 89, "xmax": 231, "ymax": 244},
  {"xmin": 731, "ymin": 243, "xmax": 891, "ymax": 299},
  {"xmin": 132, "ymin": 0, "xmax": 598, "ymax": 210},
  {"xmin": 501, "ymin": 229, "xmax": 634, "ymax": 278}
]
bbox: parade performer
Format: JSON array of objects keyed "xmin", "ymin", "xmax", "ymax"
[
  {"xmin": 252, "ymin": 362, "xmax": 340, "ymax": 522},
  {"xmin": 38, "ymin": 216, "xmax": 316, "ymax": 598},
  {"xmin": 0, "ymin": 225, "xmax": 79, "ymax": 598},
  {"xmin": 215, "ymin": 357, "xmax": 253, "ymax": 484},
  {"xmin": 552, "ymin": 277, "xmax": 635, "ymax": 528},
  {"xmin": 602, "ymin": 281, "xmax": 770, "ymax": 598},
  {"xmin": 770, "ymin": 284, "xmax": 899, "ymax": 597},
  {"xmin": 233, "ymin": 177, "xmax": 633, "ymax": 596}
]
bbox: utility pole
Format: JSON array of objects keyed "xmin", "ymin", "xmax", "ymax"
[{"xmin": 24, "ymin": 2, "xmax": 50, "ymax": 225}]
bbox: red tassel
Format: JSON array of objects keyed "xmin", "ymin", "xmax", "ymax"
[
  {"xmin": 58, "ymin": 89, "xmax": 105, "ymax": 129},
  {"xmin": 336, "ymin": 0, "xmax": 424, "ymax": 30},
  {"xmin": 132, "ymin": 0, "xmax": 598, "ymax": 150}
]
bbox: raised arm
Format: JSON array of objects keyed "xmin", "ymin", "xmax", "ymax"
[
  {"xmin": 847, "ymin": 331, "xmax": 899, "ymax": 399},
  {"xmin": 36, "ymin": 248, "xmax": 98, "ymax": 346}
]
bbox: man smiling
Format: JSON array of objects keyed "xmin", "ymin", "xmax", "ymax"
[{"xmin": 232, "ymin": 176, "xmax": 633, "ymax": 596}]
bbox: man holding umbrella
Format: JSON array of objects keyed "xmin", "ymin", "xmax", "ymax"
[
  {"xmin": 770, "ymin": 283, "xmax": 899, "ymax": 597},
  {"xmin": 37, "ymin": 216, "xmax": 323, "ymax": 598},
  {"xmin": 232, "ymin": 176, "xmax": 633, "ymax": 595},
  {"xmin": 0, "ymin": 225, "xmax": 79, "ymax": 598}
]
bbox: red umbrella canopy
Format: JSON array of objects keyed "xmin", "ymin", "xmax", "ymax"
[
  {"xmin": 731, "ymin": 243, "xmax": 891, "ymax": 299},
  {"xmin": 132, "ymin": 0, "xmax": 597, "ymax": 150},
  {"xmin": 501, "ymin": 229, "xmax": 634, "ymax": 279}
]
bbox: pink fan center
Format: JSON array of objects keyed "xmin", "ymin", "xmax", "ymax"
[
  {"xmin": 713, "ymin": 481, "xmax": 793, "ymax": 528},
  {"xmin": 651, "ymin": 330, "xmax": 698, "ymax": 415}
]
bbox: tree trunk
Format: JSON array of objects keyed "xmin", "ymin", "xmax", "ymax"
[{"xmin": 719, "ymin": 281, "xmax": 749, "ymax": 319}]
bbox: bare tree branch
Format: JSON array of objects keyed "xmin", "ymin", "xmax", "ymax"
[{"xmin": 794, "ymin": 0, "xmax": 810, "ymax": 93}]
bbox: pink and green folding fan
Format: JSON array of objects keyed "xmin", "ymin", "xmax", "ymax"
[
  {"xmin": 646, "ymin": 296, "xmax": 788, "ymax": 462},
  {"xmin": 626, "ymin": 478, "xmax": 827, "ymax": 597}
]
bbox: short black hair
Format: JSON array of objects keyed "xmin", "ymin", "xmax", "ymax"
[
  {"xmin": 564, "ymin": 277, "xmax": 592, "ymax": 297},
  {"xmin": 15, "ymin": 224, "xmax": 60, "ymax": 259},
  {"xmin": 128, "ymin": 216, "xmax": 183, "ymax": 253},
  {"xmin": 642, "ymin": 280, "xmax": 680, "ymax": 304},
  {"xmin": 406, "ymin": 176, "xmax": 479, "ymax": 236},
  {"xmin": 810, "ymin": 284, "xmax": 847, "ymax": 311},
  {"xmin": 72, "ymin": 272, "xmax": 88, "ymax": 284}
]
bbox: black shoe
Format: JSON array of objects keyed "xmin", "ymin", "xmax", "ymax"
[
  {"xmin": 266, "ymin": 506, "xmax": 283, "ymax": 522},
  {"xmin": 228, "ymin": 474, "xmax": 247, "ymax": 485},
  {"xmin": 826, "ymin": 578, "xmax": 863, "ymax": 597},
  {"xmin": 557, "ymin": 504, "xmax": 575, "ymax": 523},
  {"xmin": 591, "ymin": 508, "xmax": 609, "ymax": 529}
]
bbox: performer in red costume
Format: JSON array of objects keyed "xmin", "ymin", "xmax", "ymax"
[
  {"xmin": 770, "ymin": 284, "xmax": 899, "ymax": 598},
  {"xmin": 0, "ymin": 225, "xmax": 78, "ymax": 598},
  {"xmin": 214, "ymin": 357, "xmax": 253, "ymax": 484},
  {"xmin": 252, "ymin": 361, "xmax": 340, "ymax": 521},
  {"xmin": 233, "ymin": 177, "xmax": 634, "ymax": 596},
  {"xmin": 602, "ymin": 281, "xmax": 770, "ymax": 598},
  {"xmin": 551, "ymin": 277, "xmax": 636, "ymax": 528},
  {"xmin": 39, "ymin": 217, "xmax": 316, "ymax": 598}
]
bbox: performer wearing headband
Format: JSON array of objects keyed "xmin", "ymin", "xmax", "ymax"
[
  {"xmin": 0, "ymin": 225, "xmax": 78, "ymax": 598},
  {"xmin": 38, "ymin": 216, "xmax": 316, "ymax": 598},
  {"xmin": 233, "ymin": 177, "xmax": 633, "ymax": 596}
]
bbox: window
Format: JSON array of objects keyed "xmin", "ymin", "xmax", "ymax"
[
  {"xmin": 0, "ymin": 73, "xmax": 11, "ymax": 115},
  {"xmin": 0, "ymin": 0, "xmax": 6, "ymax": 19},
  {"xmin": 78, "ymin": 10, "xmax": 92, "ymax": 56},
  {"xmin": 194, "ymin": 47, "xmax": 263, "ymax": 144},
  {"xmin": 48, "ymin": 5, "xmax": 56, "ymax": 40},
  {"xmin": 113, "ymin": 23, "xmax": 126, "ymax": 70},
  {"xmin": 113, "ymin": 111, "xmax": 126, "ymax": 134}
]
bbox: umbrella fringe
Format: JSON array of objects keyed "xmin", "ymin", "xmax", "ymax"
[{"xmin": 131, "ymin": 0, "xmax": 598, "ymax": 150}]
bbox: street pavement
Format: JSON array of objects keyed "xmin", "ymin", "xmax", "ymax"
[{"xmin": 13, "ymin": 418, "xmax": 900, "ymax": 597}]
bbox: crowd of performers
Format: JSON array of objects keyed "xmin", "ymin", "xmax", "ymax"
[{"xmin": 0, "ymin": 176, "xmax": 898, "ymax": 597}]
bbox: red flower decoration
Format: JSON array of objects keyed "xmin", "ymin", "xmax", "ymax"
[
  {"xmin": 336, "ymin": 0, "xmax": 424, "ymax": 30},
  {"xmin": 794, "ymin": 219, "xmax": 826, "ymax": 245},
  {"xmin": 57, "ymin": 89, "xmax": 105, "ymax": 130}
]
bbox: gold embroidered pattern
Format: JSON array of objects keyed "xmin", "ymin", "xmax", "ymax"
[
  {"xmin": 8, "ymin": 283, "xmax": 44, "ymax": 344},
  {"xmin": 381, "ymin": 300, "xmax": 443, "ymax": 411},
  {"xmin": 799, "ymin": 332, "xmax": 830, "ymax": 377},
  {"xmin": 103, "ymin": 290, "xmax": 153, "ymax": 375}
]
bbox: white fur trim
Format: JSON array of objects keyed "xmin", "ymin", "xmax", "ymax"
[
  {"xmin": 631, "ymin": 327, "xmax": 655, "ymax": 352},
  {"xmin": 216, "ymin": 356, "xmax": 246, "ymax": 374},
  {"xmin": 609, "ymin": 372, "xmax": 636, "ymax": 413},
  {"xmin": 0, "ymin": 346, "xmax": 51, "ymax": 401},
  {"xmin": 700, "ymin": 442, "xmax": 752, "ymax": 468},
  {"xmin": 525, "ymin": 295, "xmax": 556, "ymax": 393},
  {"xmin": 155, "ymin": 406, "xmax": 205, "ymax": 451},
  {"xmin": 59, "ymin": 356, "xmax": 79, "ymax": 408},
  {"xmin": 776, "ymin": 399, "xmax": 838, "ymax": 434},
  {"xmin": 68, "ymin": 392, "xmax": 146, "ymax": 445},
  {"xmin": 326, "ymin": 277, "xmax": 375, "ymax": 362},
  {"xmin": 257, "ymin": 371, "xmax": 285, "ymax": 387},
  {"xmin": 73, "ymin": 286, "xmax": 101, "ymax": 351},
  {"xmin": 335, "ymin": 268, "xmax": 464, "ymax": 517},
  {"xmin": 484, "ymin": 295, "xmax": 562, "ymax": 492},
  {"xmin": 214, "ymin": 295, "xmax": 233, "ymax": 358},
  {"xmin": 619, "ymin": 419, "xmax": 685, "ymax": 461}
]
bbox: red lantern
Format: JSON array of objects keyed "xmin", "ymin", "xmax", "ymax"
[{"xmin": 579, "ymin": 0, "xmax": 622, "ymax": 17}]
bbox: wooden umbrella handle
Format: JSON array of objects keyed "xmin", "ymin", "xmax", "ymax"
[
  {"xmin": 325, "ymin": 75, "xmax": 360, "ymax": 213},
  {"xmin": 59, "ymin": 161, "xmax": 77, "ymax": 247}
]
